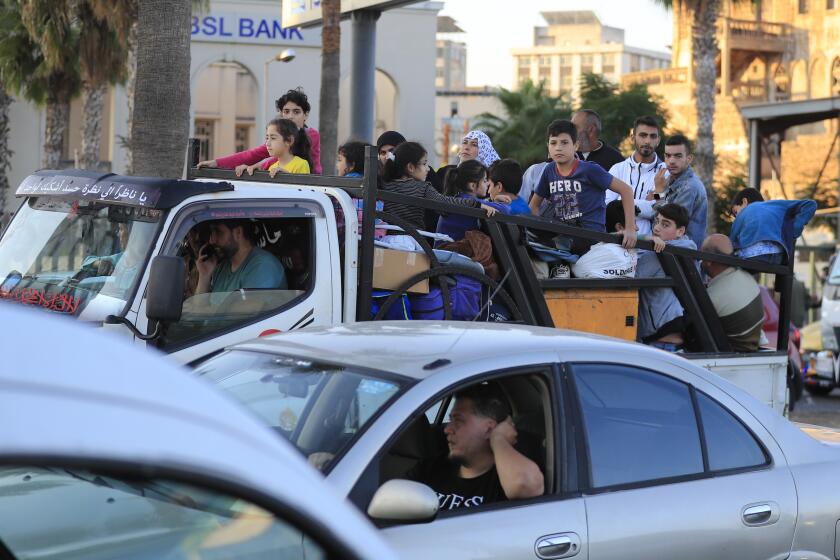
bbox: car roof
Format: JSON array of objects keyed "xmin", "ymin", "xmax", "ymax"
[
  {"xmin": 0, "ymin": 305, "xmax": 396, "ymax": 560},
  {"xmin": 232, "ymin": 320, "xmax": 665, "ymax": 379}
]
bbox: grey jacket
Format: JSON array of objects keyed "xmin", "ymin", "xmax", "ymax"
[
  {"xmin": 654, "ymin": 166, "xmax": 708, "ymax": 248},
  {"xmin": 637, "ymin": 236, "xmax": 697, "ymax": 341}
]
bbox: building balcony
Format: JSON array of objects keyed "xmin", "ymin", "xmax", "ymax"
[
  {"xmin": 621, "ymin": 67, "xmax": 688, "ymax": 87},
  {"xmin": 720, "ymin": 17, "xmax": 792, "ymax": 53}
]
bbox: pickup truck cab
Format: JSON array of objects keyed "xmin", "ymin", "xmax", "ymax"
[{"xmin": 0, "ymin": 150, "xmax": 797, "ymax": 414}]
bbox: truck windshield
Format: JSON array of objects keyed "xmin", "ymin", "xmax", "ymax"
[
  {"xmin": 0, "ymin": 198, "xmax": 162, "ymax": 319},
  {"xmin": 195, "ymin": 350, "xmax": 408, "ymax": 473}
]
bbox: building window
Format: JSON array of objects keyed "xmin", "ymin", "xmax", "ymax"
[
  {"xmin": 630, "ymin": 54, "xmax": 641, "ymax": 73},
  {"xmin": 602, "ymin": 54, "xmax": 615, "ymax": 75},
  {"xmin": 436, "ymin": 67, "xmax": 445, "ymax": 79},
  {"xmin": 194, "ymin": 119, "xmax": 215, "ymax": 162},
  {"xmin": 437, "ymin": 47, "xmax": 443, "ymax": 57},
  {"xmin": 581, "ymin": 54, "xmax": 594, "ymax": 75},
  {"xmin": 799, "ymin": 0, "xmax": 808, "ymax": 12},
  {"xmin": 234, "ymin": 124, "xmax": 252, "ymax": 153},
  {"xmin": 828, "ymin": 0, "xmax": 836, "ymax": 9},
  {"xmin": 831, "ymin": 57, "xmax": 840, "ymax": 96},
  {"xmin": 538, "ymin": 55, "xmax": 552, "ymax": 81},
  {"xmin": 518, "ymin": 56, "xmax": 531, "ymax": 67}
]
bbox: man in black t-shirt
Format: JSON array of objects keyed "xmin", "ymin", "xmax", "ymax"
[{"xmin": 408, "ymin": 384, "xmax": 544, "ymax": 511}]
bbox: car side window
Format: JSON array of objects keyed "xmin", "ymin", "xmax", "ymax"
[
  {"xmin": 571, "ymin": 363, "xmax": 704, "ymax": 489},
  {"xmin": 696, "ymin": 392, "xmax": 768, "ymax": 471},
  {"xmin": 156, "ymin": 207, "xmax": 315, "ymax": 350}
]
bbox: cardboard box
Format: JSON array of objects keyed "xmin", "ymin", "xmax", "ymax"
[{"xmin": 372, "ymin": 247, "xmax": 430, "ymax": 294}]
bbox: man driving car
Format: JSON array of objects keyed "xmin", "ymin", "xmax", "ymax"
[{"xmin": 408, "ymin": 384, "xmax": 544, "ymax": 511}]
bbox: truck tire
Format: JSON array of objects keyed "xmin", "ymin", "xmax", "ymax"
[{"xmin": 805, "ymin": 384, "xmax": 833, "ymax": 397}]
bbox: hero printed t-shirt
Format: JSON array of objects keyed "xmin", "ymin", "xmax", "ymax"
[
  {"xmin": 408, "ymin": 456, "xmax": 506, "ymax": 511},
  {"xmin": 534, "ymin": 159, "xmax": 614, "ymax": 232}
]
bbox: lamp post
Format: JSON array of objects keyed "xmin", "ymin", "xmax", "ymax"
[{"xmin": 262, "ymin": 48, "xmax": 296, "ymax": 128}]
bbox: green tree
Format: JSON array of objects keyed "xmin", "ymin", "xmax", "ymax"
[
  {"xmin": 76, "ymin": 1, "xmax": 130, "ymax": 170},
  {"xmin": 475, "ymin": 79, "xmax": 571, "ymax": 167},
  {"xmin": 0, "ymin": 0, "xmax": 81, "ymax": 169},
  {"xmin": 577, "ymin": 73, "xmax": 669, "ymax": 151}
]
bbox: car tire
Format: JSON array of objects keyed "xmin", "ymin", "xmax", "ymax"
[{"xmin": 805, "ymin": 384, "xmax": 833, "ymax": 396}]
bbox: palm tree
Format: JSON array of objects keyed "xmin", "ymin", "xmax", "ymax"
[
  {"xmin": 475, "ymin": 80, "xmax": 572, "ymax": 167},
  {"xmin": 319, "ymin": 0, "xmax": 341, "ymax": 175},
  {"xmin": 130, "ymin": 0, "xmax": 191, "ymax": 178},
  {"xmin": 0, "ymin": 0, "xmax": 81, "ymax": 170},
  {"xmin": 76, "ymin": 1, "xmax": 129, "ymax": 170},
  {"xmin": 0, "ymin": 81, "xmax": 11, "ymax": 227},
  {"xmin": 652, "ymin": 0, "xmax": 721, "ymax": 231}
]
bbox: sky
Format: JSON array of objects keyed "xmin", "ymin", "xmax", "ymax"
[{"xmin": 437, "ymin": 0, "xmax": 674, "ymax": 89}]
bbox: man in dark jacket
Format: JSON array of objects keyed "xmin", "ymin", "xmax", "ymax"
[{"xmin": 572, "ymin": 109, "xmax": 624, "ymax": 172}]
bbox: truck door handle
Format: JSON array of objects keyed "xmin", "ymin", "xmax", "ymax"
[
  {"xmin": 742, "ymin": 502, "xmax": 780, "ymax": 526},
  {"xmin": 535, "ymin": 533, "xmax": 580, "ymax": 559}
]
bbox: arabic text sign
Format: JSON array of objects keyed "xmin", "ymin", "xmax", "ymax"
[{"xmin": 16, "ymin": 175, "xmax": 161, "ymax": 207}]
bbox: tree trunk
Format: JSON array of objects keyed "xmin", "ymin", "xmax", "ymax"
[
  {"xmin": 80, "ymin": 82, "xmax": 107, "ymax": 170},
  {"xmin": 123, "ymin": 19, "xmax": 138, "ymax": 174},
  {"xmin": 130, "ymin": 0, "xmax": 191, "ymax": 178},
  {"xmin": 43, "ymin": 95, "xmax": 70, "ymax": 170},
  {"xmin": 691, "ymin": 0, "xmax": 720, "ymax": 232},
  {"xmin": 0, "ymin": 82, "xmax": 12, "ymax": 228},
  {"xmin": 318, "ymin": 0, "xmax": 341, "ymax": 175}
]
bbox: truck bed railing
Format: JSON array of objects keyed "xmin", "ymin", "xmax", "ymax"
[{"xmin": 186, "ymin": 144, "xmax": 794, "ymax": 353}]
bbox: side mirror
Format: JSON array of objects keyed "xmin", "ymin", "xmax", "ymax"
[
  {"xmin": 367, "ymin": 479, "xmax": 438, "ymax": 523},
  {"xmin": 146, "ymin": 256, "xmax": 185, "ymax": 323}
]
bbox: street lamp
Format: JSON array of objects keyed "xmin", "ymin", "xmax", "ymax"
[{"xmin": 262, "ymin": 48, "xmax": 297, "ymax": 126}]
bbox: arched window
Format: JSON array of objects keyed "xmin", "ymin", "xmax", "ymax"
[
  {"xmin": 831, "ymin": 57, "xmax": 840, "ymax": 97},
  {"xmin": 194, "ymin": 61, "xmax": 258, "ymax": 160}
]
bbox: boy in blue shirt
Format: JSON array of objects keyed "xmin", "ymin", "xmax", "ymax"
[
  {"xmin": 729, "ymin": 188, "xmax": 816, "ymax": 265},
  {"xmin": 488, "ymin": 158, "xmax": 531, "ymax": 215},
  {"xmin": 529, "ymin": 119, "xmax": 637, "ymax": 254}
]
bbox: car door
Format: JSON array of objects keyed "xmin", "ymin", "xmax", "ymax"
[
  {"xmin": 371, "ymin": 367, "xmax": 589, "ymax": 560},
  {"xmin": 566, "ymin": 362, "xmax": 796, "ymax": 560}
]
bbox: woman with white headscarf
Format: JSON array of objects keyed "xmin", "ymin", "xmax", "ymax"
[
  {"xmin": 437, "ymin": 130, "xmax": 501, "ymax": 187},
  {"xmin": 458, "ymin": 130, "xmax": 500, "ymax": 167}
]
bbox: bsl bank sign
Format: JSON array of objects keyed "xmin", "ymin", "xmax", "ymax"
[{"xmin": 191, "ymin": 12, "xmax": 319, "ymax": 46}]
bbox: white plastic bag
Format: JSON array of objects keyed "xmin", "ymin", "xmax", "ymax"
[{"xmin": 572, "ymin": 242, "xmax": 637, "ymax": 279}]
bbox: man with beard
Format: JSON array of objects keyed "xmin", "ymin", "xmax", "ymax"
[
  {"xmin": 572, "ymin": 109, "xmax": 624, "ymax": 172},
  {"xmin": 408, "ymin": 384, "xmax": 544, "ymax": 511},
  {"xmin": 606, "ymin": 115, "xmax": 666, "ymax": 236},
  {"xmin": 195, "ymin": 220, "xmax": 287, "ymax": 294}
]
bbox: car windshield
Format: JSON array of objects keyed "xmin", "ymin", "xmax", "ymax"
[
  {"xmin": 0, "ymin": 466, "xmax": 327, "ymax": 559},
  {"xmin": 0, "ymin": 198, "xmax": 161, "ymax": 320},
  {"xmin": 196, "ymin": 350, "xmax": 408, "ymax": 471}
]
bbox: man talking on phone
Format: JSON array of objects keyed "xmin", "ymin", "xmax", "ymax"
[{"xmin": 195, "ymin": 220, "xmax": 287, "ymax": 294}]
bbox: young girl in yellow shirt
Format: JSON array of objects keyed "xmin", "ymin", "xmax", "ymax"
[{"xmin": 241, "ymin": 118, "xmax": 311, "ymax": 177}]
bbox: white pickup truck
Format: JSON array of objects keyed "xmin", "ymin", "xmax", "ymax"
[{"xmin": 0, "ymin": 154, "xmax": 794, "ymax": 414}]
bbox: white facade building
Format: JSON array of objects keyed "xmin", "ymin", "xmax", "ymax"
[
  {"xmin": 3, "ymin": 0, "xmax": 442, "ymax": 212},
  {"xmin": 511, "ymin": 11, "xmax": 671, "ymax": 104}
]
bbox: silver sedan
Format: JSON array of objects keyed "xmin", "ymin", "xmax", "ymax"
[{"xmin": 196, "ymin": 321, "xmax": 840, "ymax": 560}]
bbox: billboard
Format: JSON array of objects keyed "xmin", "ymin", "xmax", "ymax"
[{"xmin": 281, "ymin": 0, "xmax": 421, "ymax": 29}]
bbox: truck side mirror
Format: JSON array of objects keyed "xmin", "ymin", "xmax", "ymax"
[{"xmin": 146, "ymin": 256, "xmax": 185, "ymax": 324}]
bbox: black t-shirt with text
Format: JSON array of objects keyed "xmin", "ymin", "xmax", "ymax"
[{"xmin": 408, "ymin": 455, "xmax": 506, "ymax": 511}]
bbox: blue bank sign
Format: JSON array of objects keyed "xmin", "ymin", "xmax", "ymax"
[{"xmin": 191, "ymin": 13, "xmax": 319, "ymax": 46}]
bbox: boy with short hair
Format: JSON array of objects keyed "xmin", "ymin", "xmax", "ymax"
[
  {"xmin": 488, "ymin": 159, "xmax": 530, "ymax": 215},
  {"xmin": 529, "ymin": 119, "xmax": 637, "ymax": 255},
  {"xmin": 729, "ymin": 187, "xmax": 816, "ymax": 265},
  {"xmin": 637, "ymin": 203, "xmax": 696, "ymax": 351}
]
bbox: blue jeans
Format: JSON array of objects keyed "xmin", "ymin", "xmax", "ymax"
[
  {"xmin": 650, "ymin": 341, "xmax": 681, "ymax": 352},
  {"xmin": 748, "ymin": 253, "xmax": 784, "ymax": 265}
]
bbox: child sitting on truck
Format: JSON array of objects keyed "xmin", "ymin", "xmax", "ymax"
[
  {"xmin": 336, "ymin": 141, "xmax": 367, "ymax": 177},
  {"xmin": 637, "ymin": 203, "xmax": 695, "ymax": 352},
  {"xmin": 196, "ymin": 87, "xmax": 322, "ymax": 174},
  {"xmin": 528, "ymin": 119, "xmax": 637, "ymax": 255},
  {"xmin": 488, "ymin": 159, "xmax": 531, "ymax": 216},
  {"xmin": 381, "ymin": 142, "xmax": 497, "ymax": 234},
  {"xmin": 436, "ymin": 160, "xmax": 509, "ymax": 241}
]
